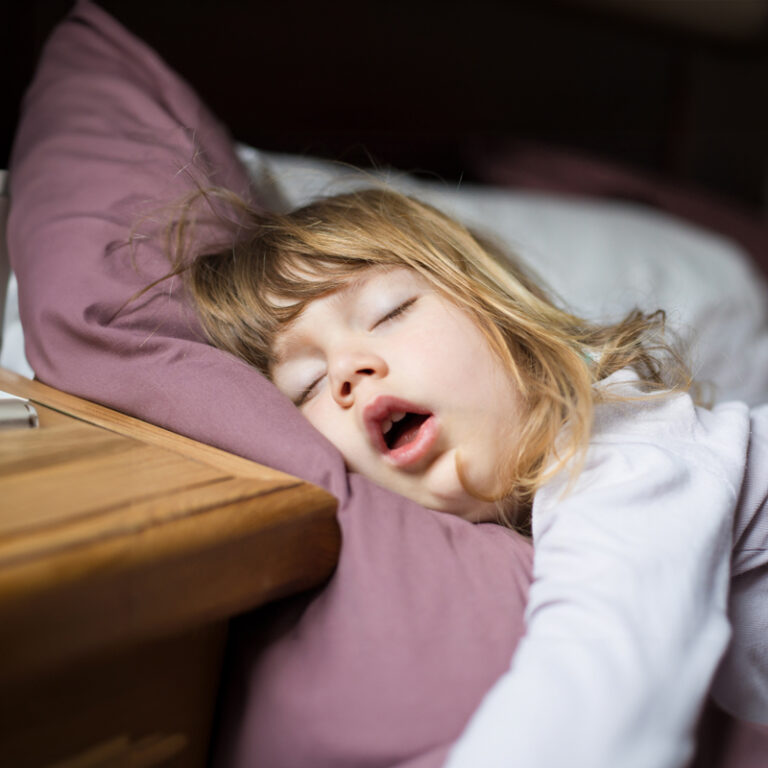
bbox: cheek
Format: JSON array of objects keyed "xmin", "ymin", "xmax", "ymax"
[
  {"xmin": 425, "ymin": 317, "xmax": 502, "ymax": 393},
  {"xmin": 302, "ymin": 400, "xmax": 361, "ymax": 462},
  {"xmin": 302, "ymin": 400, "xmax": 336, "ymax": 442}
]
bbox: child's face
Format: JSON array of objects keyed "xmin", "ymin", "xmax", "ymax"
[{"xmin": 271, "ymin": 267, "xmax": 523, "ymax": 521}]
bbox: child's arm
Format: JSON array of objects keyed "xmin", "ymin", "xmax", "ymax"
[{"xmin": 446, "ymin": 377, "xmax": 749, "ymax": 768}]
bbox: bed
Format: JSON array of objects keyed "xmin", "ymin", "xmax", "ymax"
[{"xmin": 3, "ymin": 2, "xmax": 768, "ymax": 766}]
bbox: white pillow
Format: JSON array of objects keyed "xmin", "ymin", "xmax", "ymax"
[
  {"xmin": 0, "ymin": 170, "xmax": 34, "ymax": 379},
  {"xmin": 1, "ymin": 273, "xmax": 33, "ymax": 379}
]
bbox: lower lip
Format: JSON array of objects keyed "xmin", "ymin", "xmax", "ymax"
[{"xmin": 384, "ymin": 415, "xmax": 440, "ymax": 468}]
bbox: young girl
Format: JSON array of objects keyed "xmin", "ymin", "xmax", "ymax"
[{"xmin": 166, "ymin": 186, "xmax": 767, "ymax": 765}]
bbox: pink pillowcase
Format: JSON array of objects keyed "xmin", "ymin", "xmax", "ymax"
[
  {"xmin": 217, "ymin": 478, "xmax": 531, "ymax": 768},
  {"xmin": 8, "ymin": 3, "xmax": 533, "ymax": 766}
]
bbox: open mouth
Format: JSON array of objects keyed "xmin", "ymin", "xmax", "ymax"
[
  {"xmin": 364, "ymin": 397, "xmax": 439, "ymax": 469},
  {"xmin": 382, "ymin": 411, "xmax": 430, "ymax": 450}
]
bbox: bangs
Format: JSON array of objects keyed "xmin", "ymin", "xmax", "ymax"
[{"xmin": 258, "ymin": 252, "xmax": 377, "ymax": 327}]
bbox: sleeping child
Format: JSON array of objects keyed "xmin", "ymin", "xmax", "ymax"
[{"xmin": 153, "ymin": 185, "xmax": 768, "ymax": 766}]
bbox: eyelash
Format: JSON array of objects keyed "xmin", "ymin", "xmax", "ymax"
[
  {"xmin": 295, "ymin": 376, "xmax": 322, "ymax": 407},
  {"xmin": 293, "ymin": 297, "xmax": 418, "ymax": 406},
  {"xmin": 374, "ymin": 297, "xmax": 417, "ymax": 327}
]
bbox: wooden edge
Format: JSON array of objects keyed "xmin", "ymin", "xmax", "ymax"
[
  {"xmin": 0, "ymin": 367, "xmax": 308, "ymax": 485},
  {"xmin": 0, "ymin": 486, "xmax": 340, "ymax": 685}
]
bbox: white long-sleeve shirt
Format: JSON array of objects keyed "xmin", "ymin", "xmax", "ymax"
[{"xmin": 445, "ymin": 368, "xmax": 768, "ymax": 768}]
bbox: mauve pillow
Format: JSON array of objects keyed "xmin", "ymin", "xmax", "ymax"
[{"xmin": 9, "ymin": 2, "xmax": 533, "ymax": 766}]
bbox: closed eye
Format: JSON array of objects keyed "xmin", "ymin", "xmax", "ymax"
[
  {"xmin": 294, "ymin": 373, "xmax": 325, "ymax": 407},
  {"xmin": 374, "ymin": 297, "xmax": 417, "ymax": 328}
]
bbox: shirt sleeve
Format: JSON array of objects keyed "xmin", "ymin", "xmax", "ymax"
[
  {"xmin": 712, "ymin": 404, "xmax": 768, "ymax": 724},
  {"xmin": 444, "ymin": 380, "xmax": 750, "ymax": 768}
]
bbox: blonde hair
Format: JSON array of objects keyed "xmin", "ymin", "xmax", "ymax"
[{"xmin": 147, "ymin": 185, "xmax": 692, "ymax": 532}]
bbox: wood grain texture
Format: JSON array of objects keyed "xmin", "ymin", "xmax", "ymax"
[
  {"xmin": 0, "ymin": 367, "xmax": 298, "ymax": 482},
  {"xmin": 0, "ymin": 367, "xmax": 340, "ymax": 765},
  {"xmin": 0, "ymin": 368, "xmax": 340, "ymax": 686}
]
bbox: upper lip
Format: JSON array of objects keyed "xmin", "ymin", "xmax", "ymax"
[{"xmin": 363, "ymin": 395, "xmax": 431, "ymax": 453}]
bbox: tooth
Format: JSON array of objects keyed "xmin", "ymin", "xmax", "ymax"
[
  {"xmin": 381, "ymin": 418, "xmax": 393, "ymax": 435},
  {"xmin": 391, "ymin": 412, "xmax": 406, "ymax": 423}
]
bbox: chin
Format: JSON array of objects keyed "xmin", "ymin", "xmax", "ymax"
[{"xmin": 419, "ymin": 484, "xmax": 496, "ymax": 522}]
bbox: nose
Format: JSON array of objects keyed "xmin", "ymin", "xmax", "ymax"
[{"xmin": 328, "ymin": 349, "xmax": 388, "ymax": 406}]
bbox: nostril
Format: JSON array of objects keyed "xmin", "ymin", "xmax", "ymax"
[{"xmin": 340, "ymin": 367, "xmax": 377, "ymax": 399}]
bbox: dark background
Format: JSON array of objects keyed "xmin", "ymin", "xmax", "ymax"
[{"xmin": 4, "ymin": 0, "xmax": 768, "ymax": 214}]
